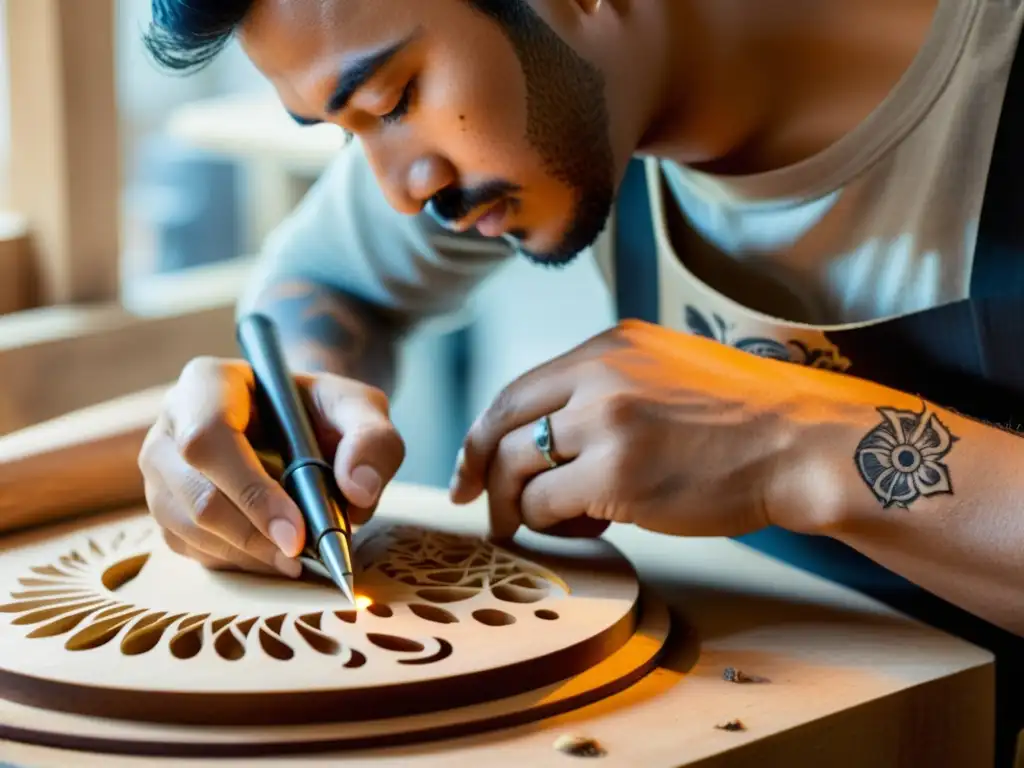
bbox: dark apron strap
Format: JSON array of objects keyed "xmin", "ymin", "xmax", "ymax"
[
  {"xmin": 970, "ymin": 19, "xmax": 1024, "ymax": 301},
  {"xmin": 613, "ymin": 157, "xmax": 660, "ymax": 324}
]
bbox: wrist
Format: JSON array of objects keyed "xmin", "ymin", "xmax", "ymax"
[{"xmin": 764, "ymin": 395, "xmax": 897, "ymax": 537}]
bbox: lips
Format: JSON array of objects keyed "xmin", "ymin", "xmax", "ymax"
[
  {"xmin": 473, "ymin": 200, "xmax": 508, "ymax": 237},
  {"xmin": 444, "ymin": 199, "xmax": 509, "ymax": 237}
]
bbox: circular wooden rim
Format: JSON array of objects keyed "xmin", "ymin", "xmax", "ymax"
[{"xmin": 0, "ymin": 591, "xmax": 671, "ymax": 757}]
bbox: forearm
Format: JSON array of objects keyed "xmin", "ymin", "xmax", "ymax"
[
  {"xmin": 793, "ymin": 382, "xmax": 1024, "ymax": 637},
  {"xmin": 246, "ymin": 277, "xmax": 402, "ymax": 395}
]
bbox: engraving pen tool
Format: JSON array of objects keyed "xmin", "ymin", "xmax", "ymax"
[{"xmin": 236, "ymin": 312, "xmax": 356, "ymax": 604}]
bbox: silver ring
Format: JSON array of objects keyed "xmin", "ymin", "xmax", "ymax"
[{"xmin": 533, "ymin": 414, "xmax": 559, "ymax": 469}]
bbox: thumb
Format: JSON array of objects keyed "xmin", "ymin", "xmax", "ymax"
[{"xmin": 312, "ymin": 379, "xmax": 405, "ymax": 512}]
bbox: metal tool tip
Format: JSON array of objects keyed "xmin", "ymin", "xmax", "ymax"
[
  {"xmin": 318, "ymin": 531, "xmax": 357, "ymax": 605},
  {"xmin": 335, "ymin": 572, "xmax": 357, "ymax": 605}
]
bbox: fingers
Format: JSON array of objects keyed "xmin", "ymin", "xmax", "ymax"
[
  {"xmin": 145, "ymin": 449, "xmax": 300, "ymax": 577},
  {"xmin": 451, "ymin": 364, "xmax": 580, "ymax": 504},
  {"xmin": 518, "ymin": 453, "xmax": 608, "ymax": 534},
  {"xmin": 308, "ymin": 377, "xmax": 406, "ymax": 516},
  {"xmin": 166, "ymin": 359, "xmax": 306, "ymax": 558},
  {"xmin": 485, "ymin": 407, "xmax": 581, "ymax": 539}
]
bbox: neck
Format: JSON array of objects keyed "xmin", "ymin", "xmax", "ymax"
[{"xmin": 621, "ymin": 0, "xmax": 940, "ymax": 174}]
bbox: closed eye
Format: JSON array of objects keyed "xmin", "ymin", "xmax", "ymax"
[{"xmin": 382, "ymin": 78, "xmax": 416, "ymax": 124}]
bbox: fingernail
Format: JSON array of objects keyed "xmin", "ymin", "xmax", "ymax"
[
  {"xmin": 351, "ymin": 465, "xmax": 382, "ymax": 505},
  {"xmin": 274, "ymin": 552, "xmax": 303, "ymax": 579},
  {"xmin": 269, "ymin": 519, "xmax": 299, "ymax": 556},
  {"xmin": 448, "ymin": 449, "xmax": 465, "ymax": 499}
]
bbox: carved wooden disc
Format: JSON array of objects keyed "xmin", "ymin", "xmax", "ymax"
[{"xmin": 0, "ymin": 494, "xmax": 642, "ymax": 729}]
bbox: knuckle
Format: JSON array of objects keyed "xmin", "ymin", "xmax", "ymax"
[
  {"xmin": 360, "ymin": 384, "xmax": 390, "ymax": 413},
  {"xmin": 189, "ymin": 483, "xmax": 222, "ymax": 526},
  {"xmin": 487, "ymin": 385, "xmax": 520, "ymax": 429},
  {"xmin": 175, "ymin": 420, "xmax": 219, "ymax": 466},
  {"xmin": 235, "ymin": 481, "xmax": 272, "ymax": 518},
  {"xmin": 600, "ymin": 392, "xmax": 642, "ymax": 428},
  {"xmin": 348, "ymin": 422, "xmax": 406, "ymax": 461},
  {"xmin": 603, "ymin": 443, "xmax": 636, "ymax": 486}
]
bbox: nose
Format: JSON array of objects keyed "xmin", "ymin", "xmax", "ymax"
[{"xmin": 364, "ymin": 144, "xmax": 457, "ymax": 216}]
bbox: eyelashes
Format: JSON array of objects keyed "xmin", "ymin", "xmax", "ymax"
[{"xmin": 381, "ymin": 78, "xmax": 417, "ymax": 124}]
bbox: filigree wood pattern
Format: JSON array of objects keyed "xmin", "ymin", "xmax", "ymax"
[{"xmin": 0, "ymin": 511, "xmax": 640, "ymax": 726}]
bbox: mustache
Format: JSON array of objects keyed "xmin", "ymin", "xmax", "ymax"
[{"xmin": 426, "ymin": 180, "xmax": 521, "ymax": 226}]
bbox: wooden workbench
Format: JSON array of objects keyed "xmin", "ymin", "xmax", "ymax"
[{"xmin": 0, "ymin": 392, "xmax": 994, "ymax": 767}]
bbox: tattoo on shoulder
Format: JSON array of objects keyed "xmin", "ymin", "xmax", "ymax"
[
  {"xmin": 253, "ymin": 280, "xmax": 370, "ymax": 374},
  {"xmin": 854, "ymin": 403, "xmax": 957, "ymax": 509}
]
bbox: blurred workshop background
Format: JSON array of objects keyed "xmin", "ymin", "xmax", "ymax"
[{"xmin": 0, "ymin": 1, "xmax": 615, "ymax": 487}]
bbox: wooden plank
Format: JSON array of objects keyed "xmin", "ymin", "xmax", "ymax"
[
  {"xmin": 0, "ymin": 211, "xmax": 37, "ymax": 314},
  {"xmin": 4, "ymin": 0, "xmax": 120, "ymax": 305},
  {"xmin": 0, "ymin": 257, "xmax": 252, "ymax": 435},
  {"xmin": 0, "ymin": 386, "xmax": 166, "ymax": 535}
]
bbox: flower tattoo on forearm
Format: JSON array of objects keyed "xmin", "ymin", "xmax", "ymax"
[{"xmin": 854, "ymin": 403, "xmax": 957, "ymax": 508}]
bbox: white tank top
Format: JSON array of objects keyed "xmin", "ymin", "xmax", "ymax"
[{"xmin": 607, "ymin": 0, "xmax": 1024, "ymax": 371}]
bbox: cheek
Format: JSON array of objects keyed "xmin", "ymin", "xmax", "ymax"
[{"xmin": 419, "ymin": 47, "xmax": 540, "ymax": 182}]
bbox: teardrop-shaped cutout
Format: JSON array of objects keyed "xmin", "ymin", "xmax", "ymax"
[
  {"xmin": 0, "ymin": 594, "xmax": 92, "ymax": 613},
  {"xmin": 169, "ymin": 621, "xmax": 205, "ymax": 659},
  {"xmin": 100, "ymin": 553, "xmax": 151, "ymax": 592},
  {"xmin": 259, "ymin": 627, "xmax": 294, "ymax": 660},
  {"xmin": 210, "ymin": 615, "xmax": 237, "ymax": 633},
  {"xmin": 94, "ymin": 603, "xmax": 136, "ymax": 620},
  {"xmin": 26, "ymin": 606, "xmax": 102, "ymax": 638},
  {"xmin": 30, "ymin": 564, "xmax": 75, "ymax": 578},
  {"xmin": 296, "ymin": 621, "xmax": 340, "ymax": 655},
  {"xmin": 334, "ymin": 610, "xmax": 357, "ymax": 624},
  {"xmin": 214, "ymin": 625, "xmax": 246, "ymax": 661},
  {"xmin": 264, "ymin": 614, "xmax": 285, "ymax": 635},
  {"xmin": 8, "ymin": 588, "xmax": 90, "ymax": 600},
  {"xmin": 121, "ymin": 613, "xmax": 184, "ymax": 656},
  {"xmin": 366, "ymin": 633, "xmax": 425, "ymax": 653},
  {"xmin": 178, "ymin": 613, "xmax": 208, "ymax": 630},
  {"xmin": 65, "ymin": 608, "xmax": 147, "ymax": 651},
  {"xmin": 17, "ymin": 577, "xmax": 75, "ymax": 587},
  {"xmin": 12, "ymin": 599, "xmax": 108, "ymax": 625},
  {"xmin": 408, "ymin": 603, "xmax": 458, "ymax": 624},
  {"xmin": 236, "ymin": 617, "xmax": 257, "ymax": 635},
  {"xmin": 299, "ymin": 612, "xmax": 323, "ymax": 630}
]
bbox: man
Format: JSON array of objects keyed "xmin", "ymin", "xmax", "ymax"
[{"xmin": 139, "ymin": 0, "xmax": 1024, "ymax": 763}]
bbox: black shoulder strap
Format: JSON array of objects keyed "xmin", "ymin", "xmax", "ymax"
[
  {"xmin": 969, "ymin": 22, "xmax": 1024, "ymax": 299},
  {"xmin": 612, "ymin": 157, "xmax": 660, "ymax": 323}
]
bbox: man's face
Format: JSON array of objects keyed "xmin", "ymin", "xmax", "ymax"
[{"xmin": 240, "ymin": 0, "xmax": 617, "ymax": 266}]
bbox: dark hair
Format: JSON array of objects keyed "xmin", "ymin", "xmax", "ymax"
[{"xmin": 144, "ymin": 0, "xmax": 256, "ymax": 73}]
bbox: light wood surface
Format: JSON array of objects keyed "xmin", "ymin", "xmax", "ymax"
[
  {"xmin": 0, "ymin": 479, "xmax": 996, "ymax": 767},
  {"xmin": 0, "ymin": 212, "xmax": 36, "ymax": 315},
  {"xmin": 0, "ymin": 256, "xmax": 254, "ymax": 436},
  {"xmin": 4, "ymin": 0, "xmax": 120, "ymax": 306},
  {"xmin": 0, "ymin": 386, "xmax": 166, "ymax": 536}
]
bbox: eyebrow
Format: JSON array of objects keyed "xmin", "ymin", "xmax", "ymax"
[
  {"xmin": 327, "ymin": 33, "xmax": 419, "ymax": 115},
  {"xmin": 286, "ymin": 33, "xmax": 418, "ymax": 128}
]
